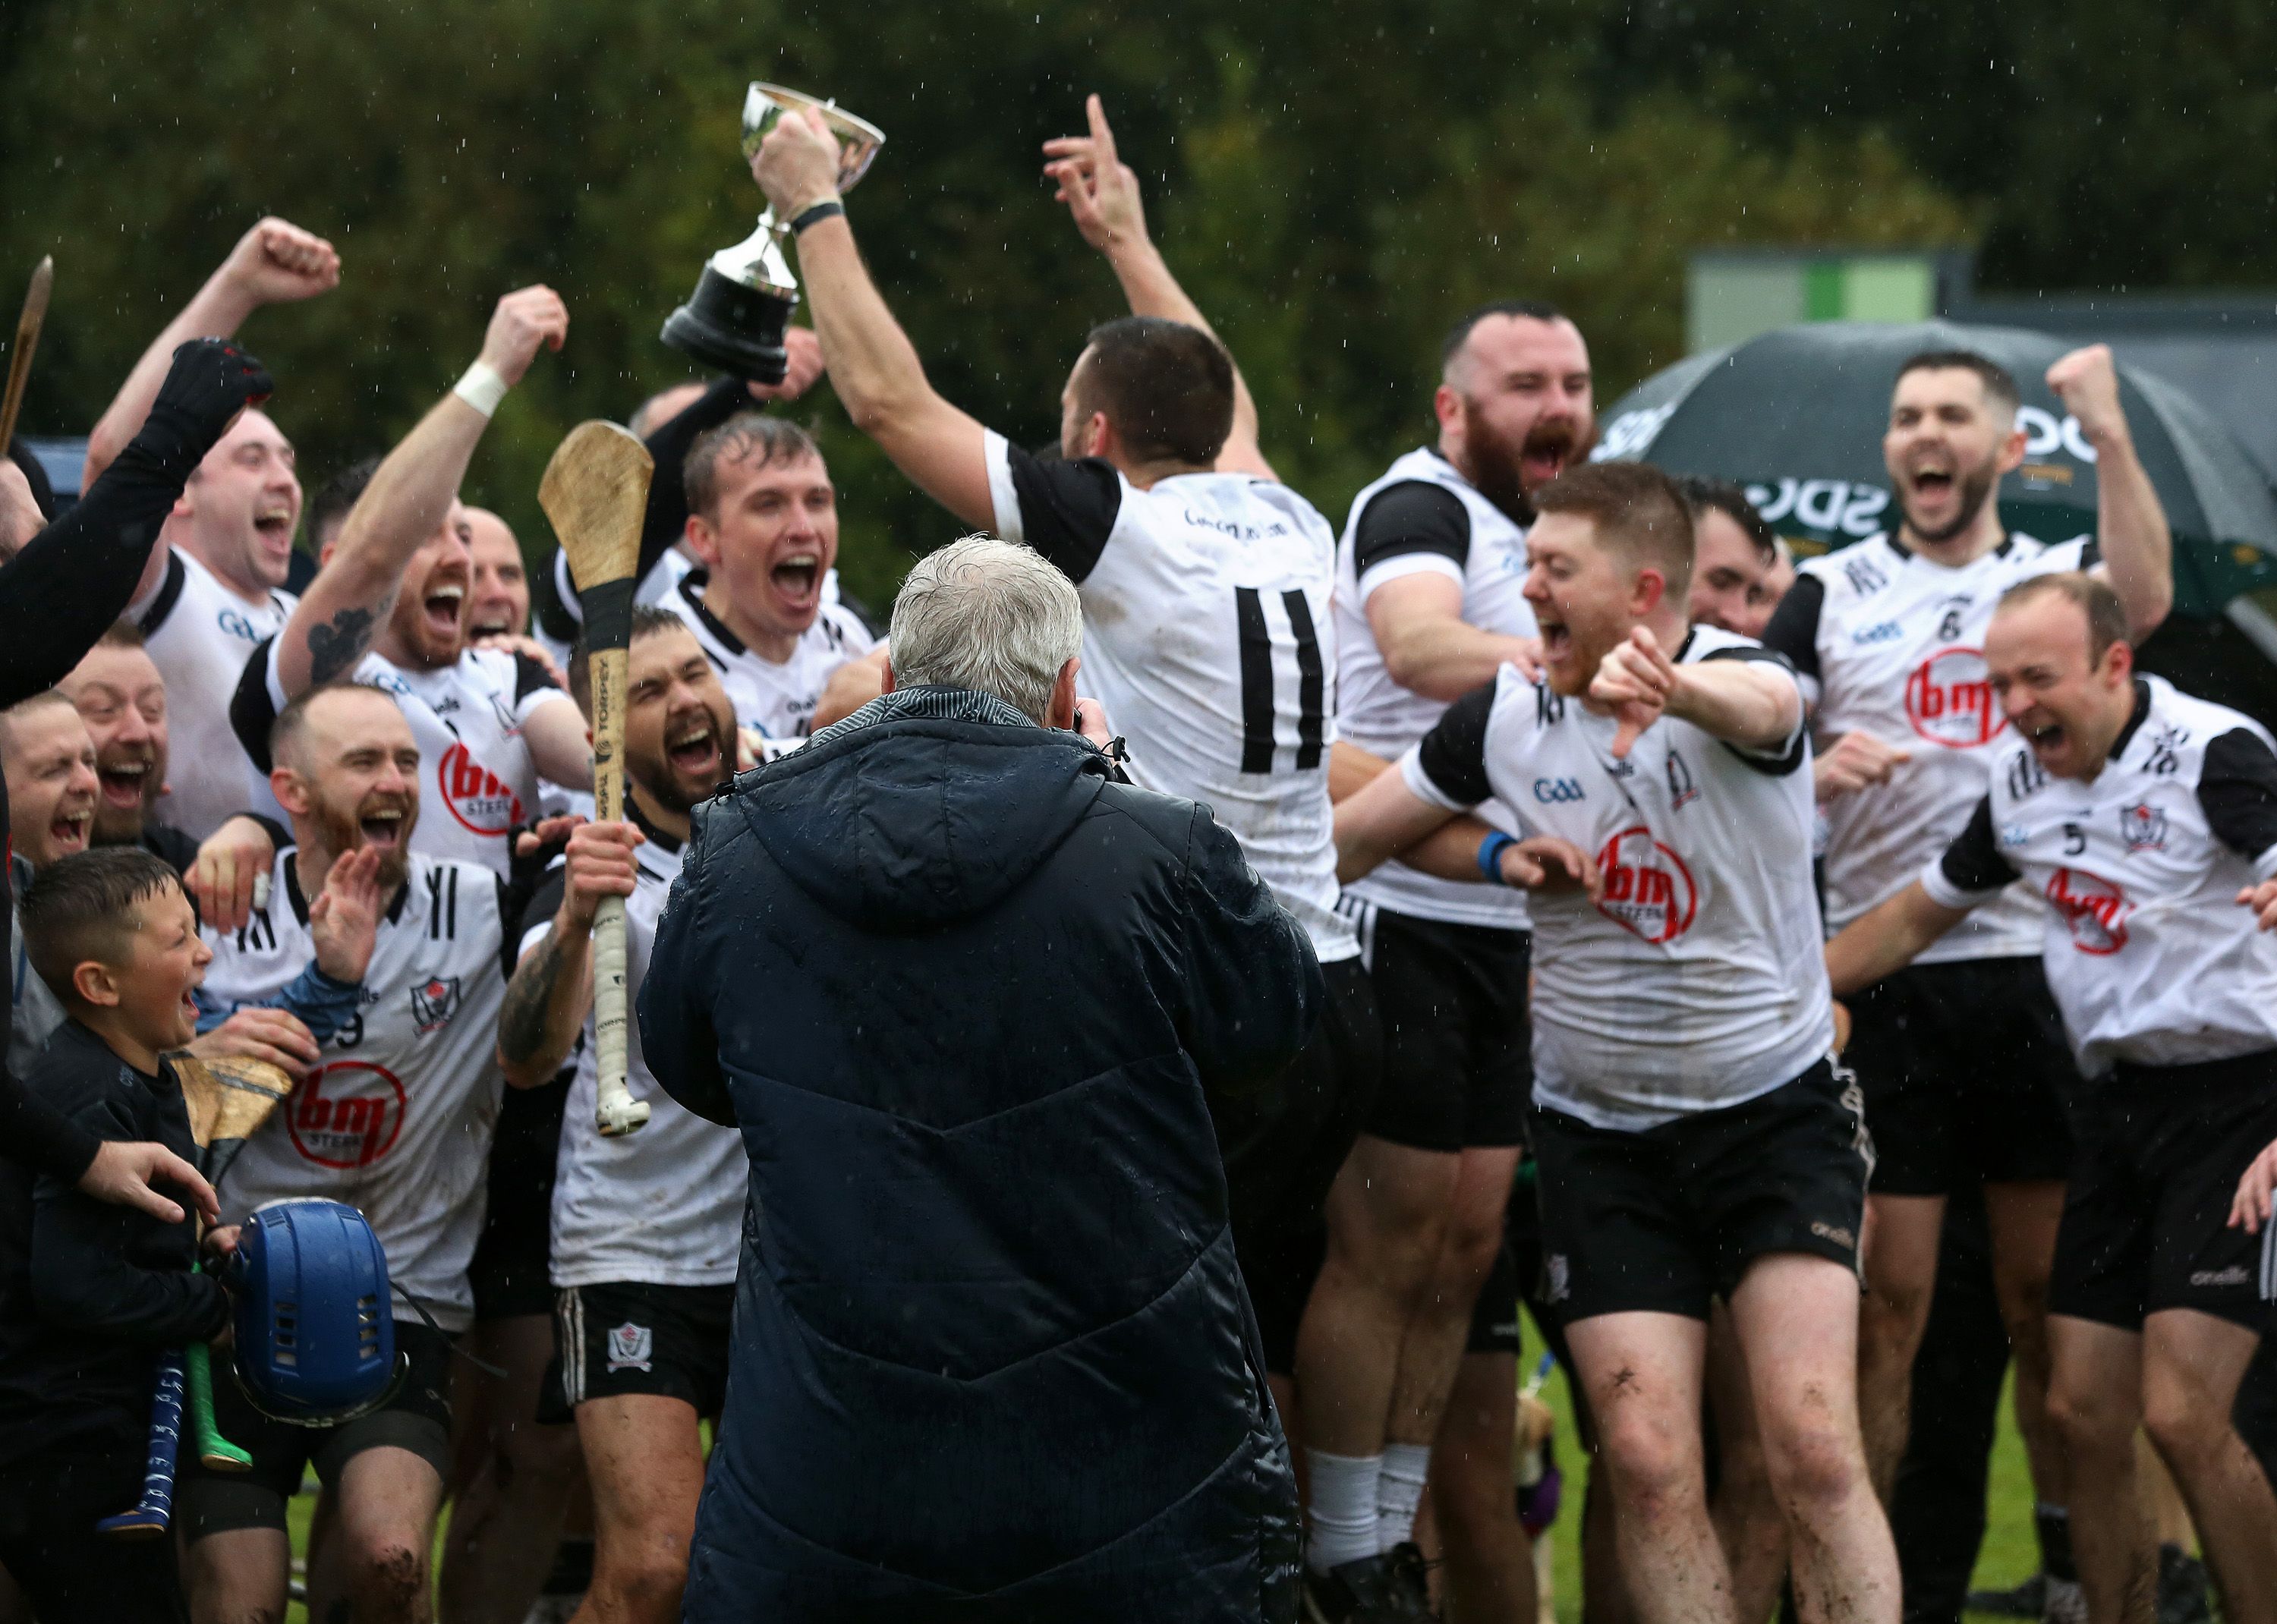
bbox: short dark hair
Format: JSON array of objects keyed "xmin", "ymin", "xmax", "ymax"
[
  {"xmin": 682, "ymin": 414, "xmax": 823, "ymax": 521},
  {"xmin": 1441, "ymin": 300, "xmax": 1567, "ymax": 373},
  {"xmin": 269, "ymin": 681, "xmax": 400, "ymax": 774},
  {"xmin": 20, "ymin": 846, "xmax": 185, "ymax": 1004},
  {"xmin": 1894, "ymin": 350, "xmax": 2020, "ymax": 420},
  {"xmin": 1678, "ymin": 477, "xmax": 1777, "ymax": 565},
  {"xmin": 310, "ymin": 455, "xmax": 383, "ymax": 549},
  {"xmin": 1072, "ymin": 316, "xmax": 1235, "ymax": 467},
  {"xmin": 94, "ymin": 619, "xmax": 147, "ymax": 652},
  {"xmin": 1532, "ymin": 462, "xmax": 1696, "ymax": 598},
  {"xmin": 568, "ymin": 604, "xmax": 688, "ymax": 717},
  {"xmin": 1995, "ymin": 571, "xmax": 2131, "ymax": 662}
]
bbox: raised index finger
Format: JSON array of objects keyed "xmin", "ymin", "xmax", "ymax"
[{"xmin": 1086, "ymin": 93, "xmax": 1118, "ymax": 165}]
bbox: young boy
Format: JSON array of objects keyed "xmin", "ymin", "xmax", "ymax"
[{"xmin": 0, "ymin": 847, "xmax": 234, "ymax": 1620}]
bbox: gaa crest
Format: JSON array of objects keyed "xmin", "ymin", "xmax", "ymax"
[
  {"xmin": 2120, "ymin": 802, "xmax": 2168, "ymax": 853},
  {"xmin": 410, "ymin": 975, "xmax": 464, "ymax": 1034},
  {"xmin": 606, "ymin": 1322, "xmax": 654, "ymax": 1373}
]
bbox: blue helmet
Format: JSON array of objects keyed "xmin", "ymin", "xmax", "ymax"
[{"xmin": 229, "ymin": 1198, "xmax": 402, "ymax": 1426}]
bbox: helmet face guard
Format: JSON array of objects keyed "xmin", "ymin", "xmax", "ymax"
[{"xmin": 229, "ymin": 1199, "xmax": 405, "ymax": 1427}]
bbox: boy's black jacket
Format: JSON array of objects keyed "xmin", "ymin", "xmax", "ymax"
[{"xmin": 0, "ymin": 1021, "xmax": 228, "ymax": 1468}]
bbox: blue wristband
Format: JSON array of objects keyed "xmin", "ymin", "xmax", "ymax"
[{"xmin": 1477, "ymin": 831, "xmax": 1518, "ymax": 885}]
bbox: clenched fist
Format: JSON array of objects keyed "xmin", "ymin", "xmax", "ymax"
[{"xmin": 477, "ymin": 286, "xmax": 570, "ymax": 389}]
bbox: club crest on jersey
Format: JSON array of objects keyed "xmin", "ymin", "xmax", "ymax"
[
  {"xmin": 287, "ymin": 1060, "xmax": 407, "ymax": 1169},
  {"xmin": 2120, "ymin": 803, "xmax": 2168, "ymax": 853},
  {"xmin": 437, "ymin": 742, "xmax": 524, "ymax": 835},
  {"xmin": 606, "ymin": 1322, "xmax": 654, "ymax": 1373},
  {"xmin": 1595, "ymin": 826, "xmax": 1699, "ymax": 944},
  {"xmin": 410, "ymin": 975, "xmax": 464, "ymax": 1034},
  {"xmin": 2046, "ymin": 867, "xmax": 2130, "ymax": 955},
  {"xmin": 1904, "ymin": 647, "xmax": 2005, "ymax": 749}
]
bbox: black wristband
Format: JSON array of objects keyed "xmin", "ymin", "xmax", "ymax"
[{"xmin": 790, "ymin": 199, "xmax": 846, "ymax": 234}]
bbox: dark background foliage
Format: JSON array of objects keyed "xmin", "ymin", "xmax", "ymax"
[{"xmin": 2, "ymin": 1, "xmax": 2266, "ymax": 605}]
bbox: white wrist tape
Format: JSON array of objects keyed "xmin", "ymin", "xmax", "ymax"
[{"xmin": 452, "ymin": 360, "xmax": 509, "ymax": 419}]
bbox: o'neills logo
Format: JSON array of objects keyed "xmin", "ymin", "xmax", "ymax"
[
  {"xmin": 438, "ymin": 741, "xmax": 523, "ymax": 835},
  {"xmin": 288, "ymin": 1060, "xmax": 407, "ymax": 1169},
  {"xmin": 1596, "ymin": 826, "xmax": 1698, "ymax": 943},
  {"xmin": 1905, "ymin": 647, "xmax": 2005, "ymax": 749},
  {"xmin": 2046, "ymin": 867, "xmax": 2130, "ymax": 955}
]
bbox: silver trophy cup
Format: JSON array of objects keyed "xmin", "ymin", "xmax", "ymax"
[{"xmin": 660, "ymin": 83, "xmax": 886, "ymax": 382}]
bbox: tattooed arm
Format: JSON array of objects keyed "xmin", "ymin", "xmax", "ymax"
[
  {"xmin": 496, "ymin": 820, "xmax": 639, "ymax": 1088},
  {"xmin": 273, "ymin": 286, "xmax": 568, "ymax": 694}
]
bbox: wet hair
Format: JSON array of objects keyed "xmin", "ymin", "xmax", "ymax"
[
  {"xmin": 568, "ymin": 604, "xmax": 689, "ymax": 718},
  {"xmin": 890, "ymin": 536, "xmax": 1082, "ymax": 724},
  {"xmin": 1440, "ymin": 300, "xmax": 1567, "ymax": 374},
  {"xmin": 1532, "ymin": 462, "xmax": 1696, "ymax": 600},
  {"xmin": 20, "ymin": 845, "xmax": 185, "ymax": 1004},
  {"xmin": 1678, "ymin": 476, "xmax": 1777, "ymax": 565},
  {"xmin": 1894, "ymin": 351, "xmax": 2020, "ymax": 422},
  {"xmin": 682, "ymin": 414, "xmax": 824, "ymax": 521},
  {"xmin": 1995, "ymin": 571, "xmax": 2131, "ymax": 662},
  {"xmin": 0, "ymin": 688, "xmax": 78, "ymax": 755},
  {"xmin": 94, "ymin": 619, "xmax": 147, "ymax": 651},
  {"xmin": 1070, "ymin": 316, "xmax": 1235, "ymax": 467},
  {"xmin": 310, "ymin": 455, "xmax": 383, "ymax": 550},
  {"xmin": 268, "ymin": 681, "xmax": 401, "ymax": 775}
]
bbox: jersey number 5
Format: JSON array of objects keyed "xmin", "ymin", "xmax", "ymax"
[{"xmin": 1234, "ymin": 587, "xmax": 1326, "ymax": 775}]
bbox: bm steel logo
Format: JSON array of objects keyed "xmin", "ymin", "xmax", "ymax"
[{"xmin": 1904, "ymin": 648, "xmax": 2005, "ymax": 749}]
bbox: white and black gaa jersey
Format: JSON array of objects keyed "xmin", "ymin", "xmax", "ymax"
[
  {"xmin": 540, "ymin": 546, "xmax": 702, "ymax": 674},
  {"xmin": 234, "ymin": 641, "xmax": 568, "ymax": 877},
  {"xmin": 203, "ymin": 849, "xmax": 516, "ymax": 1331},
  {"xmin": 520, "ymin": 817, "xmax": 745, "ymax": 1289},
  {"xmin": 1922, "ymin": 676, "xmax": 2277, "ymax": 1077},
  {"xmin": 1762, "ymin": 530, "xmax": 2093, "ymax": 958},
  {"xmin": 1401, "ymin": 626, "xmax": 1832, "ymax": 1128},
  {"xmin": 130, "ymin": 547, "xmax": 297, "ymax": 841},
  {"xmin": 1335, "ymin": 446, "xmax": 1536, "ymax": 930},
  {"xmin": 660, "ymin": 568, "xmax": 874, "ymax": 746},
  {"xmin": 983, "ymin": 432, "xmax": 1356, "ymax": 962}
]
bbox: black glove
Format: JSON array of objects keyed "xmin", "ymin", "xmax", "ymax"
[{"xmin": 132, "ymin": 338, "xmax": 276, "ymax": 480}]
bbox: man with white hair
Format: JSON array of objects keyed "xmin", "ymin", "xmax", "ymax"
[{"xmin": 642, "ymin": 534, "xmax": 1319, "ymax": 1622}]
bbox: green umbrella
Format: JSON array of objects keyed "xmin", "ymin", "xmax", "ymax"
[{"xmin": 1592, "ymin": 320, "xmax": 2277, "ymax": 618}]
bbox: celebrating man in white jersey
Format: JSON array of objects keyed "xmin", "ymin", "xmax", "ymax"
[
  {"xmin": 1318, "ymin": 299, "xmax": 1586, "ymax": 1612},
  {"xmin": 180, "ymin": 682, "xmax": 519, "ymax": 1624},
  {"xmin": 748, "ymin": 90, "xmax": 1382, "ymax": 1496},
  {"xmin": 1337, "ymin": 461, "xmax": 1898, "ymax": 1624},
  {"xmin": 1828, "ymin": 572, "xmax": 2277, "ymax": 1624},
  {"xmin": 84, "ymin": 218, "xmax": 340, "ymax": 841},
  {"xmin": 495, "ymin": 607, "xmax": 745, "ymax": 1624},
  {"xmin": 1759, "ymin": 348, "xmax": 2172, "ymax": 1585},
  {"xmin": 663, "ymin": 415, "xmax": 877, "ymax": 748},
  {"xmin": 230, "ymin": 287, "xmax": 592, "ymax": 877}
]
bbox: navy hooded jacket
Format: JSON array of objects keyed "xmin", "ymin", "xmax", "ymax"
[{"xmin": 639, "ymin": 686, "xmax": 1317, "ymax": 1622}]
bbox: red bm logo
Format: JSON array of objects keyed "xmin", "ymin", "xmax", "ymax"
[
  {"xmin": 438, "ymin": 742, "xmax": 523, "ymax": 835},
  {"xmin": 2046, "ymin": 867, "xmax": 2130, "ymax": 955},
  {"xmin": 1595, "ymin": 826, "xmax": 1698, "ymax": 944},
  {"xmin": 1904, "ymin": 647, "xmax": 2006, "ymax": 749},
  {"xmin": 287, "ymin": 1060, "xmax": 407, "ymax": 1169}
]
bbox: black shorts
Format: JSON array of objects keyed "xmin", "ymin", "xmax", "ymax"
[
  {"xmin": 2050, "ymin": 1049, "xmax": 2277, "ymax": 1333},
  {"xmin": 469, "ymin": 1070, "xmax": 571, "ymax": 1321},
  {"xmin": 1346, "ymin": 902, "xmax": 1531, "ymax": 1153},
  {"xmin": 181, "ymin": 1320, "xmax": 456, "ymax": 1537},
  {"xmin": 1844, "ymin": 956, "xmax": 2079, "ymax": 1194},
  {"xmin": 1217, "ymin": 955, "xmax": 1381, "ymax": 1375},
  {"xmin": 543, "ymin": 1281, "xmax": 733, "ymax": 1421},
  {"xmin": 1529, "ymin": 1060, "xmax": 1873, "ymax": 1324}
]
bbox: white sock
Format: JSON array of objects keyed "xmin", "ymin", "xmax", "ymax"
[
  {"xmin": 1376, "ymin": 1441, "xmax": 1433, "ymax": 1551},
  {"xmin": 1305, "ymin": 1449, "xmax": 1382, "ymax": 1572}
]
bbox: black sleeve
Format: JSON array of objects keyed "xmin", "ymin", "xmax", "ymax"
[
  {"xmin": 534, "ymin": 549, "xmax": 582, "ymax": 643},
  {"xmin": 999, "ymin": 442, "xmax": 1124, "ymax": 583},
  {"xmin": 1350, "ymin": 481, "xmax": 1472, "ymax": 579},
  {"xmin": 1172, "ymin": 804, "xmax": 1325, "ymax": 1098},
  {"xmin": 1698, "ymin": 646, "xmax": 1809, "ymax": 776},
  {"xmin": 1938, "ymin": 795, "xmax": 2023, "ymax": 894},
  {"xmin": 511, "ymin": 651, "xmax": 560, "ymax": 707},
  {"xmin": 135, "ymin": 550, "xmax": 190, "ymax": 637},
  {"xmin": 145, "ymin": 824, "xmax": 202, "ymax": 879},
  {"xmin": 0, "ymin": 1072, "xmax": 99, "ymax": 1186},
  {"xmin": 636, "ymin": 376, "xmax": 750, "ymax": 587},
  {"xmin": 516, "ymin": 869, "xmax": 568, "ymax": 952},
  {"xmin": 1758, "ymin": 571, "xmax": 1825, "ymax": 685},
  {"xmin": 637, "ymin": 812, "xmax": 735, "ymax": 1127},
  {"xmin": 496, "ymin": 876, "xmax": 527, "ymax": 983},
  {"xmin": 2198, "ymin": 727, "xmax": 2277, "ymax": 865},
  {"xmin": 1414, "ymin": 684, "xmax": 1498, "ymax": 807},
  {"xmin": 230, "ymin": 637, "xmax": 282, "ymax": 773}
]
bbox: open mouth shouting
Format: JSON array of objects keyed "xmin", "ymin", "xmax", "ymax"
[
  {"xmin": 770, "ymin": 550, "xmax": 822, "ymax": 614},
  {"xmin": 49, "ymin": 806, "xmax": 92, "ymax": 857},
  {"xmin": 666, "ymin": 716, "xmax": 724, "ymax": 781},
  {"xmin": 96, "ymin": 752, "xmax": 156, "ymax": 813},
  {"xmin": 357, "ymin": 801, "xmax": 410, "ymax": 854},
  {"xmin": 253, "ymin": 500, "xmax": 296, "ymax": 555},
  {"xmin": 420, "ymin": 580, "xmax": 467, "ymax": 643},
  {"xmin": 1521, "ymin": 423, "xmax": 1579, "ymax": 492}
]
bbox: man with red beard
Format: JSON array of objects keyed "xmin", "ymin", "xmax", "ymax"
[
  {"xmin": 1758, "ymin": 348, "xmax": 2173, "ymax": 1610},
  {"xmin": 230, "ymin": 288, "xmax": 591, "ymax": 877},
  {"xmin": 87, "ymin": 217, "xmax": 342, "ymax": 842},
  {"xmin": 493, "ymin": 608, "xmax": 742, "ymax": 1624},
  {"xmin": 1313, "ymin": 301, "xmax": 1589, "ymax": 1615}
]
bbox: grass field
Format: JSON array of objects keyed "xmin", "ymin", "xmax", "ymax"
[{"xmin": 277, "ymin": 1323, "xmax": 2045, "ymax": 1623}]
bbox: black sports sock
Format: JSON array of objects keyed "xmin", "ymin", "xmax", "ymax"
[{"xmin": 2036, "ymin": 1503, "xmax": 2078, "ymax": 1584}]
